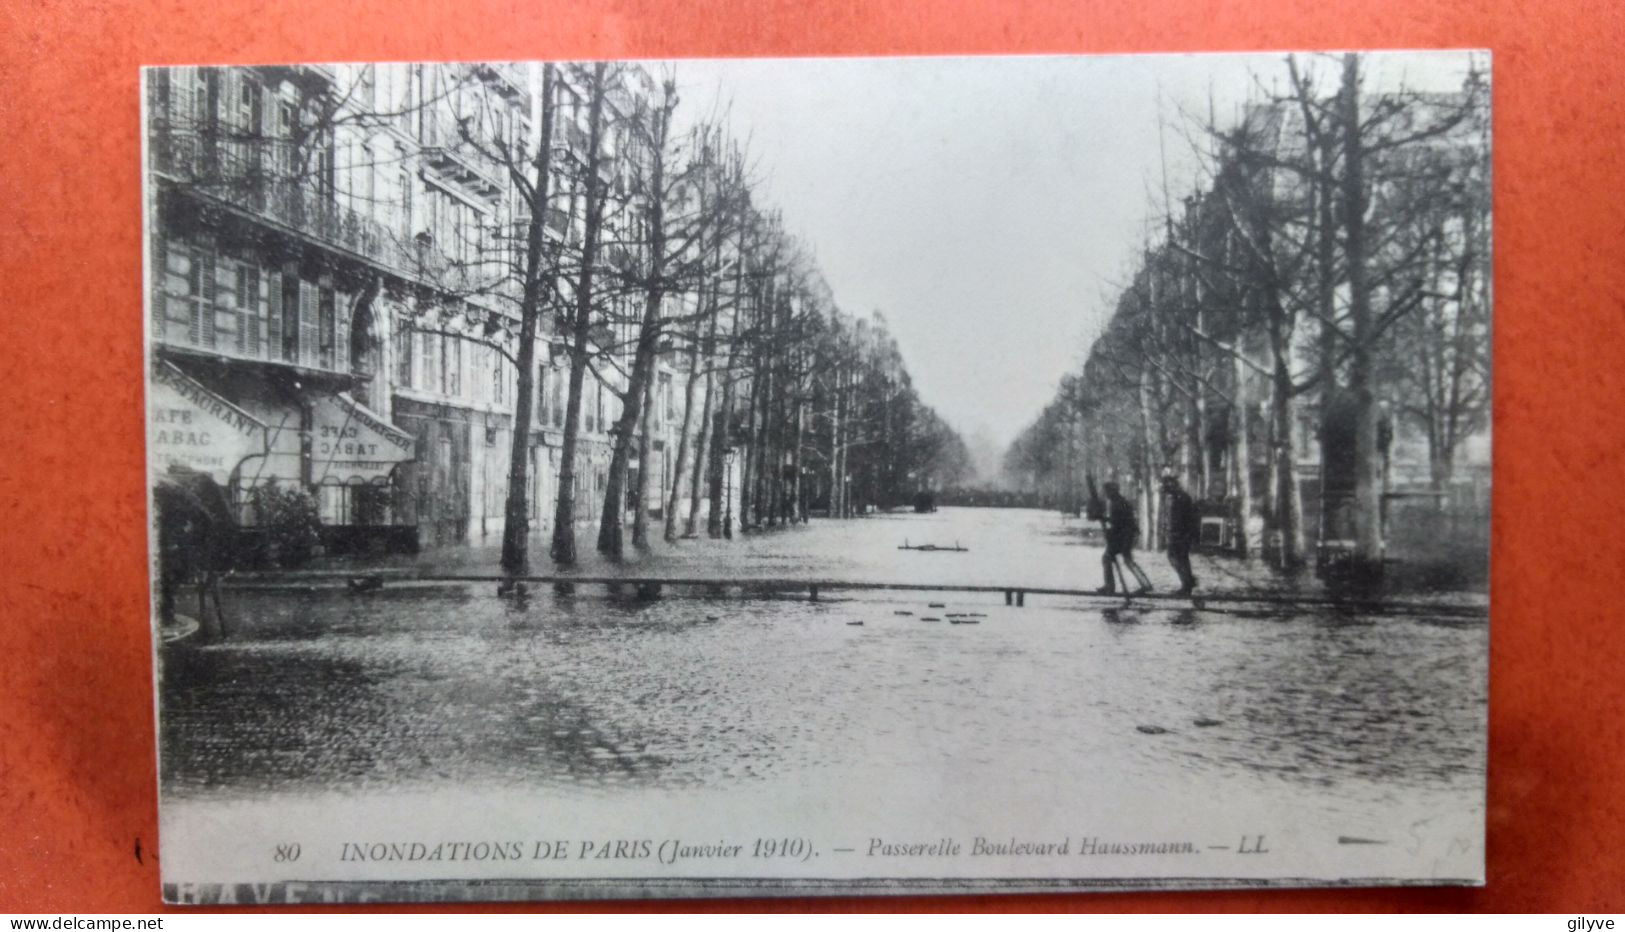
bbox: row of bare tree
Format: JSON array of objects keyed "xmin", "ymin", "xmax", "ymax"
[
  {"xmin": 1005, "ymin": 54, "xmax": 1490, "ymax": 574},
  {"xmin": 456, "ymin": 63, "xmax": 971, "ymax": 569},
  {"xmin": 149, "ymin": 61, "xmax": 970, "ymax": 572}
]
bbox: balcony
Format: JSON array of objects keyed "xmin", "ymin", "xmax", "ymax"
[
  {"xmin": 419, "ymin": 111, "xmax": 504, "ymax": 200},
  {"xmin": 255, "ymin": 63, "xmax": 338, "ymax": 93},
  {"xmin": 394, "ymin": 233, "xmax": 523, "ymax": 308},
  {"xmin": 151, "ymin": 130, "xmax": 389, "ymax": 261},
  {"xmin": 151, "ymin": 127, "xmax": 523, "ymax": 306},
  {"xmin": 474, "ymin": 63, "xmax": 529, "ymax": 105}
]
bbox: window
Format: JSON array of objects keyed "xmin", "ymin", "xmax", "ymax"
[
  {"xmin": 492, "ymin": 349, "xmax": 505, "ymax": 404},
  {"xmin": 211, "ymin": 260, "xmax": 238, "ymax": 351},
  {"xmin": 318, "ymin": 286, "xmax": 336, "ymax": 369},
  {"xmin": 550, "ymin": 366, "xmax": 564, "ymax": 429},
  {"xmin": 234, "ymin": 77, "xmax": 258, "ymax": 135},
  {"xmin": 395, "ymin": 326, "xmax": 414, "ymax": 389},
  {"xmin": 412, "ymin": 66, "xmax": 427, "ymax": 141},
  {"xmin": 659, "ymin": 371, "xmax": 674, "ymax": 427},
  {"xmin": 157, "ymin": 239, "xmax": 213, "ymax": 348},
  {"xmin": 536, "ymin": 363, "xmax": 549, "ymax": 424},
  {"xmin": 276, "ymin": 101, "xmax": 297, "ymax": 180},
  {"xmin": 399, "ymin": 168, "xmax": 413, "ymax": 239},
  {"xmin": 299, "ymin": 279, "xmax": 319, "ymax": 367},
  {"xmin": 357, "ymin": 65, "xmax": 376, "ymax": 111},
  {"xmin": 234, "ymin": 264, "xmax": 262, "ymax": 356},
  {"xmin": 418, "ymin": 331, "xmax": 437, "ymax": 393},
  {"xmin": 280, "ymin": 270, "xmax": 300, "ymax": 362},
  {"xmin": 192, "ymin": 247, "xmax": 216, "ymax": 348},
  {"xmin": 315, "ymin": 140, "xmax": 335, "ymax": 202},
  {"xmin": 362, "ymin": 147, "xmax": 378, "ymax": 221},
  {"xmin": 442, "ymin": 335, "xmax": 461, "ymax": 397}
]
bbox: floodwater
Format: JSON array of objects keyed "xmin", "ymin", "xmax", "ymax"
[{"xmin": 157, "ymin": 507, "xmax": 1488, "ymax": 884}]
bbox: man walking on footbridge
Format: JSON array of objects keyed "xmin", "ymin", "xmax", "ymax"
[
  {"xmin": 1160, "ymin": 468, "xmax": 1200, "ymax": 596},
  {"xmin": 1092, "ymin": 479, "xmax": 1153, "ymax": 595}
]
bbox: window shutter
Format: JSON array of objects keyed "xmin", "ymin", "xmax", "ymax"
[
  {"xmin": 246, "ymin": 266, "xmax": 262, "ymax": 356},
  {"xmin": 335, "ymin": 290, "xmax": 351, "ymax": 374},
  {"xmin": 151, "ymin": 236, "xmax": 167, "ymax": 340},
  {"xmin": 216, "ymin": 70, "xmax": 232, "ymax": 127},
  {"xmin": 267, "ymin": 271, "xmax": 283, "ymax": 357},
  {"xmin": 196, "ymin": 246, "xmax": 216, "ymax": 348},
  {"xmin": 299, "ymin": 280, "xmax": 319, "ymax": 367}
]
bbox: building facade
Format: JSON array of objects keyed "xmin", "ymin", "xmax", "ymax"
[{"xmin": 146, "ymin": 62, "xmax": 713, "ymax": 556}]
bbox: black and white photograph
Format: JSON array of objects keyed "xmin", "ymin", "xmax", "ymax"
[{"xmin": 143, "ymin": 51, "xmax": 1491, "ymax": 902}]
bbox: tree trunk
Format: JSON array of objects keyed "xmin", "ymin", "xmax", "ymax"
[
  {"xmin": 1232, "ymin": 350, "xmax": 1255, "ymax": 557},
  {"xmin": 676, "ymin": 230, "xmax": 723, "ymax": 540},
  {"xmin": 707, "ymin": 302, "xmax": 741, "ymax": 538},
  {"xmin": 1137, "ymin": 366, "xmax": 1160, "ymax": 551},
  {"xmin": 685, "ymin": 358, "xmax": 714, "ymax": 535},
  {"xmin": 791, "ymin": 383, "xmax": 806, "ymax": 522},
  {"xmin": 599, "ymin": 294, "xmax": 665, "ymax": 559},
  {"xmin": 1340, "ymin": 53, "xmax": 1385, "ymax": 572},
  {"xmin": 500, "ymin": 63, "xmax": 556, "ymax": 573},
  {"xmin": 829, "ymin": 363, "xmax": 844, "ymax": 518},
  {"xmin": 1269, "ymin": 352, "xmax": 1304, "ymax": 568},
  {"xmin": 666, "ymin": 334, "xmax": 702, "ymax": 541},
  {"xmin": 598, "ymin": 84, "xmax": 678, "ymax": 560},
  {"xmin": 549, "ymin": 63, "xmax": 610, "ymax": 567},
  {"xmin": 631, "ymin": 373, "xmax": 655, "ymax": 551}
]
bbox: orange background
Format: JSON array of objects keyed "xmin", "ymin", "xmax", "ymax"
[{"xmin": 2, "ymin": 0, "xmax": 1622, "ymax": 913}]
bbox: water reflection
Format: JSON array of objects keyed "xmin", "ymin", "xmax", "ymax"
[{"xmin": 160, "ymin": 508, "xmax": 1486, "ymax": 822}]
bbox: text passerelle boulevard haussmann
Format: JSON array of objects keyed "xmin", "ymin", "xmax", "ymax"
[{"xmin": 866, "ymin": 837, "xmax": 1199, "ymax": 857}]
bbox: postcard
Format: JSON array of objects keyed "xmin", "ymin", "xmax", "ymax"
[{"xmin": 145, "ymin": 50, "xmax": 1490, "ymax": 902}]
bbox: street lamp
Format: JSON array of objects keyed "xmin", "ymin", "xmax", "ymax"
[{"xmin": 724, "ymin": 446, "xmax": 737, "ymax": 540}]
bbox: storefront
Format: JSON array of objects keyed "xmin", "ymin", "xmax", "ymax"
[
  {"xmin": 308, "ymin": 392, "xmax": 417, "ymax": 553},
  {"xmin": 152, "ymin": 357, "xmax": 417, "ymax": 559},
  {"xmin": 149, "ymin": 360, "xmax": 269, "ymax": 487}
]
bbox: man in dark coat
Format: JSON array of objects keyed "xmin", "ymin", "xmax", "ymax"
[
  {"xmin": 1097, "ymin": 480, "xmax": 1153, "ymax": 595},
  {"xmin": 1161, "ymin": 469, "xmax": 1200, "ymax": 595}
]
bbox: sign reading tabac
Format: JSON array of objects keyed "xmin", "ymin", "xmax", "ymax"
[{"xmin": 148, "ymin": 360, "xmax": 268, "ymax": 484}]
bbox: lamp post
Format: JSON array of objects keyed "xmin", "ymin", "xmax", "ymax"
[{"xmin": 724, "ymin": 446, "xmax": 737, "ymax": 540}]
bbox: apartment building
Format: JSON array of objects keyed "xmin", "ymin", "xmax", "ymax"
[{"xmin": 146, "ymin": 61, "xmax": 695, "ymax": 555}]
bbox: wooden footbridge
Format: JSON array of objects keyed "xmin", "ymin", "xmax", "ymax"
[{"xmin": 230, "ymin": 570, "xmax": 1488, "ymax": 621}]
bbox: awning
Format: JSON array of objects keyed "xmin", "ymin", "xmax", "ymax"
[
  {"xmin": 149, "ymin": 360, "xmax": 269, "ymax": 485},
  {"xmin": 310, "ymin": 393, "xmax": 416, "ymax": 485}
]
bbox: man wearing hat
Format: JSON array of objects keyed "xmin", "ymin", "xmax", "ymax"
[
  {"xmin": 1160, "ymin": 468, "xmax": 1200, "ymax": 596},
  {"xmin": 1097, "ymin": 480, "xmax": 1153, "ymax": 595}
]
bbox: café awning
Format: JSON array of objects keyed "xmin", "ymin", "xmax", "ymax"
[
  {"xmin": 149, "ymin": 360, "xmax": 269, "ymax": 486},
  {"xmin": 309, "ymin": 393, "xmax": 416, "ymax": 486}
]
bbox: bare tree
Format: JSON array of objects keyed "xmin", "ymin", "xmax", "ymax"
[{"xmin": 549, "ymin": 61, "xmax": 615, "ymax": 566}]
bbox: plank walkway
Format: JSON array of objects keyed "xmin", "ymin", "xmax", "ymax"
[{"xmin": 227, "ymin": 570, "xmax": 1488, "ymax": 621}]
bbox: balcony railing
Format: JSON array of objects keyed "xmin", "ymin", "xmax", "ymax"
[
  {"xmin": 419, "ymin": 110, "xmax": 504, "ymax": 199},
  {"xmin": 474, "ymin": 63, "xmax": 529, "ymax": 104},
  {"xmin": 152, "ymin": 131, "xmax": 390, "ymax": 257},
  {"xmin": 151, "ymin": 127, "xmax": 519, "ymax": 305}
]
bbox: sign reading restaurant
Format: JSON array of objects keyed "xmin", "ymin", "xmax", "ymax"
[{"xmin": 149, "ymin": 361, "xmax": 269, "ymax": 485}]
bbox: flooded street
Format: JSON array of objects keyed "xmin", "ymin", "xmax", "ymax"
[{"xmin": 158, "ymin": 507, "xmax": 1487, "ymax": 885}]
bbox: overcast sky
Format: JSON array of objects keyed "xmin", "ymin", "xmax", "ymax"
[{"xmin": 666, "ymin": 52, "xmax": 1480, "ymax": 454}]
